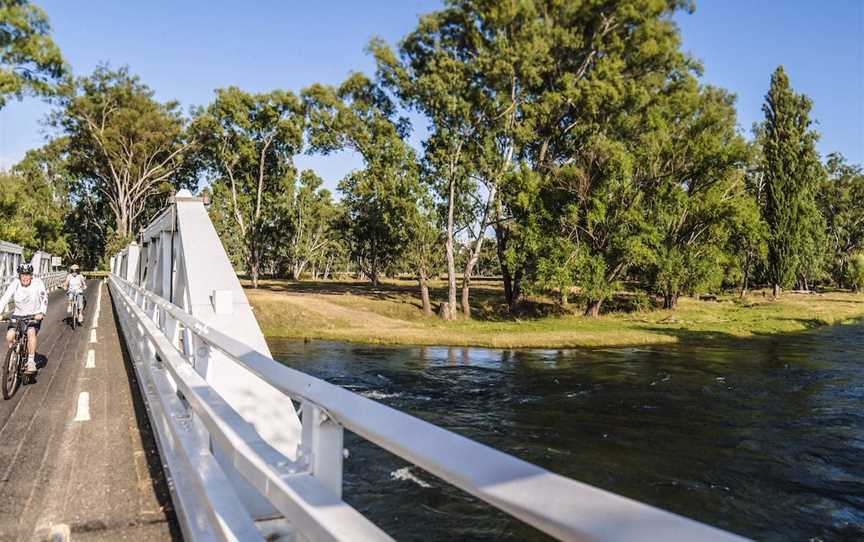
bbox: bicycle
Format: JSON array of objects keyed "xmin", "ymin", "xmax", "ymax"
[
  {"xmin": 2, "ymin": 317, "xmax": 37, "ymax": 400},
  {"xmin": 67, "ymin": 291, "xmax": 84, "ymax": 330}
]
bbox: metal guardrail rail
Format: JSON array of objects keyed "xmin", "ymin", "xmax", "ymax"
[
  {"xmin": 0, "ymin": 241, "xmax": 66, "ymax": 313},
  {"xmin": 109, "ymin": 272, "xmax": 747, "ymax": 542},
  {"xmin": 108, "ymin": 191, "xmax": 748, "ymax": 541}
]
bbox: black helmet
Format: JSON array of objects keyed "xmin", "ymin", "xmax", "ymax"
[{"xmin": 17, "ymin": 263, "xmax": 34, "ymax": 275}]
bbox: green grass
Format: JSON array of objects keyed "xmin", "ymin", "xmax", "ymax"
[{"xmin": 244, "ymin": 278, "xmax": 864, "ymax": 348}]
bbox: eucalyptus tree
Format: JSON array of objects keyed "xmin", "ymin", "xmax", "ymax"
[
  {"xmin": 726, "ymin": 191, "xmax": 768, "ymax": 297},
  {"xmin": 758, "ymin": 66, "xmax": 823, "ymax": 296},
  {"xmin": 304, "ymin": 73, "xmax": 422, "ymax": 286},
  {"xmin": 372, "ymin": 1, "xmax": 553, "ymax": 317},
  {"xmin": 191, "ymin": 87, "xmax": 304, "ymax": 287},
  {"xmin": 279, "ymin": 169, "xmax": 338, "ymax": 280},
  {"xmin": 640, "ymin": 84, "xmax": 751, "ymax": 308},
  {"xmin": 371, "ymin": 33, "xmax": 480, "ymax": 318},
  {"xmin": 0, "ymin": 0, "xmax": 65, "ymax": 109},
  {"xmin": 55, "ymin": 66, "xmax": 192, "ymax": 245},
  {"xmin": 0, "ymin": 169, "xmax": 67, "ymax": 254},
  {"xmin": 848, "ymin": 253, "xmax": 864, "ymax": 292},
  {"xmin": 9, "ymin": 139, "xmax": 71, "ymax": 255},
  {"xmin": 405, "ymin": 198, "xmax": 442, "ymax": 316},
  {"xmin": 818, "ymin": 154, "xmax": 864, "ymax": 288}
]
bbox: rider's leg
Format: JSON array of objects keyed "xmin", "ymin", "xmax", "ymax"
[
  {"xmin": 25, "ymin": 326, "xmax": 37, "ymax": 373},
  {"xmin": 4, "ymin": 328, "xmax": 14, "ymax": 351}
]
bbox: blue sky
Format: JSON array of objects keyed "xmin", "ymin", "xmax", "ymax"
[{"xmin": 1, "ymin": 0, "xmax": 861, "ymax": 189}]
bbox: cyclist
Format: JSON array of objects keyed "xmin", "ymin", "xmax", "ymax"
[
  {"xmin": 63, "ymin": 264, "xmax": 87, "ymax": 324},
  {"xmin": 0, "ymin": 264, "xmax": 47, "ymax": 375}
]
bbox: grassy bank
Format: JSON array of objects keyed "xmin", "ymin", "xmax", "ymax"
[{"xmin": 244, "ymin": 278, "xmax": 864, "ymax": 348}]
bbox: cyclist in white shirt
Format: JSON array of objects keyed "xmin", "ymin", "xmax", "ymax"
[
  {"xmin": 0, "ymin": 264, "xmax": 47, "ymax": 374},
  {"xmin": 63, "ymin": 264, "xmax": 87, "ymax": 324}
]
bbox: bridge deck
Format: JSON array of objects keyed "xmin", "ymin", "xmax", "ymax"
[{"xmin": 0, "ymin": 280, "xmax": 180, "ymax": 541}]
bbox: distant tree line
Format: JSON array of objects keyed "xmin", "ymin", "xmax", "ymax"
[{"xmin": 2, "ymin": 0, "xmax": 863, "ymax": 317}]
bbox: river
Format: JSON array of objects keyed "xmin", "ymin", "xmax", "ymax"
[{"xmin": 269, "ymin": 322, "xmax": 864, "ymax": 541}]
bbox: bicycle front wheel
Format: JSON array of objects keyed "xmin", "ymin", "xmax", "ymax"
[{"xmin": 2, "ymin": 346, "xmax": 20, "ymax": 400}]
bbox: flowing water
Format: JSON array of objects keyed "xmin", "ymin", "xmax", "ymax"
[{"xmin": 269, "ymin": 322, "xmax": 864, "ymax": 541}]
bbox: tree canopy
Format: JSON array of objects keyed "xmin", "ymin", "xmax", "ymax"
[{"xmin": 0, "ymin": 0, "xmax": 65, "ymax": 109}]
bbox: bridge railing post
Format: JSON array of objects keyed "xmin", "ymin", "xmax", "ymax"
[
  {"xmin": 125, "ymin": 242, "xmax": 141, "ymax": 284},
  {"xmin": 300, "ymin": 401, "xmax": 344, "ymax": 499}
]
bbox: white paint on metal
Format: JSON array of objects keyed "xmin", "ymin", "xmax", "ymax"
[
  {"xmin": 85, "ymin": 349, "xmax": 95, "ymax": 369},
  {"xmin": 107, "ymin": 196, "xmax": 750, "ymax": 542},
  {"xmin": 111, "ymin": 281, "xmax": 389, "ymax": 541},
  {"xmin": 212, "ymin": 289, "xmax": 233, "ymax": 315},
  {"xmin": 74, "ymin": 392, "xmax": 90, "ymax": 422},
  {"xmin": 111, "ymin": 273, "xmax": 749, "ymax": 542},
  {"xmin": 0, "ymin": 242, "xmax": 66, "ymax": 316},
  {"xmin": 112, "ymin": 291, "xmax": 264, "ymax": 542},
  {"xmin": 127, "ymin": 195, "xmax": 303, "ymax": 519}
]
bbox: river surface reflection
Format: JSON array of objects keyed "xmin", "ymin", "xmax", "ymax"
[{"xmin": 269, "ymin": 323, "xmax": 864, "ymax": 541}]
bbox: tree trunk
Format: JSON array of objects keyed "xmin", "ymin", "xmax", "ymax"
[
  {"xmin": 419, "ymin": 273, "xmax": 432, "ymax": 317},
  {"xmin": 250, "ymin": 260, "xmax": 260, "ymax": 289},
  {"xmin": 460, "ymin": 185, "xmax": 496, "ymax": 319},
  {"xmin": 584, "ymin": 298, "xmax": 603, "ymax": 317},
  {"xmin": 444, "ymin": 177, "xmax": 458, "ymax": 320},
  {"xmin": 509, "ymin": 268, "xmax": 523, "ymax": 313},
  {"xmin": 115, "ymin": 196, "xmax": 133, "ymax": 239},
  {"xmin": 663, "ymin": 292, "xmax": 678, "ymax": 310},
  {"xmin": 460, "ymin": 278, "xmax": 471, "ymax": 319},
  {"xmin": 773, "ymin": 283, "xmax": 781, "ymax": 297},
  {"xmin": 501, "ymin": 263, "xmax": 513, "ymax": 304},
  {"xmin": 494, "ymin": 211, "xmax": 515, "ymax": 310}
]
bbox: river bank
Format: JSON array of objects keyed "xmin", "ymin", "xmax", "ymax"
[{"xmin": 243, "ymin": 279, "xmax": 864, "ymax": 348}]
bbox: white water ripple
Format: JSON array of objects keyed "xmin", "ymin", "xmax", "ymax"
[{"xmin": 391, "ymin": 467, "xmax": 432, "ymax": 488}]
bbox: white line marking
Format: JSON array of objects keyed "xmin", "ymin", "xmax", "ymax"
[
  {"xmin": 89, "ymin": 329, "xmax": 97, "ymax": 343},
  {"xmin": 74, "ymin": 392, "xmax": 90, "ymax": 422},
  {"xmin": 85, "ymin": 349, "xmax": 95, "ymax": 369},
  {"xmin": 89, "ymin": 281, "xmax": 102, "ymax": 328}
]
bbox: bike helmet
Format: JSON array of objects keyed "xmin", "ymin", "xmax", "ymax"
[
  {"xmin": 17, "ymin": 263, "xmax": 34, "ymax": 275},
  {"xmin": 70, "ymin": 264, "xmax": 80, "ymax": 272}
]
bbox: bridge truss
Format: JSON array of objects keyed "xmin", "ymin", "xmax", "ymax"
[{"xmin": 110, "ymin": 190, "xmax": 746, "ymax": 542}]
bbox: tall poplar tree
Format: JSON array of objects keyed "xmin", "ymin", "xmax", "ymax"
[{"xmin": 759, "ymin": 66, "xmax": 823, "ymax": 296}]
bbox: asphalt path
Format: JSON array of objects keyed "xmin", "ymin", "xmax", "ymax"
[{"xmin": 0, "ymin": 280, "xmax": 180, "ymax": 541}]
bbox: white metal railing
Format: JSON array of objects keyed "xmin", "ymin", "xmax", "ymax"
[
  {"xmin": 0, "ymin": 241, "xmax": 24, "ymax": 297},
  {"xmin": 109, "ymin": 273, "xmax": 746, "ymax": 542},
  {"xmin": 40, "ymin": 271, "xmax": 67, "ymax": 291},
  {"xmin": 0, "ymin": 241, "xmax": 66, "ymax": 313}
]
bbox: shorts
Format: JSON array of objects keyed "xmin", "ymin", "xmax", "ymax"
[{"xmin": 7, "ymin": 316, "xmax": 41, "ymax": 334}]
